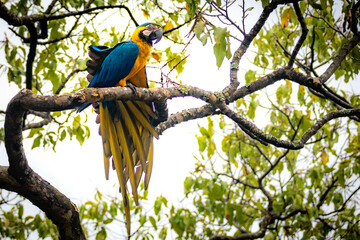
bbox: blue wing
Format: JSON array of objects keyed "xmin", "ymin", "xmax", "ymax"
[
  {"xmin": 88, "ymin": 41, "xmax": 139, "ymax": 88},
  {"xmin": 77, "ymin": 41, "xmax": 139, "ymax": 112}
]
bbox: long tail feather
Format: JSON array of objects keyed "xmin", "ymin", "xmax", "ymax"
[
  {"xmin": 99, "ymin": 104, "xmax": 111, "ymax": 179},
  {"xmin": 99, "ymin": 103, "xmax": 131, "ymax": 234},
  {"xmin": 113, "ymin": 112, "xmax": 139, "ymax": 205},
  {"xmin": 98, "ymin": 98, "xmax": 157, "ymax": 236},
  {"xmin": 143, "ymin": 131, "xmax": 154, "ymax": 190},
  {"xmin": 125, "ymin": 101, "xmax": 159, "ymax": 139},
  {"xmin": 118, "ymin": 101, "xmax": 147, "ymax": 171}
]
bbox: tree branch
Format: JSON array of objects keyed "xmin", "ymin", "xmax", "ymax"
[
  {"xmin": 275, "ymin": 208, "xmax": 307, "ymax": 220},
  {"xmin": 0, "ymin": 2, "xmax": 138, "ymax": 27},
  {"xmin": 288, "ymin": 1, "xmax": 308, "ymax": 67},
  {"xmin": 25, "ymin": 23, "xmax": 37, "ymax": 90},
  {"xmin": 319, "ymin": 33, "xmax": 360, "ymax": 84},
  {"xmin": 321, "ymin": 184, "xmax": 360, "ymax": 216},
  {"xmin": 55, "ymin": 68, "xmax": 83, "ymax": 95},
  {"xmin": 316, "ymin": 177, "xmax": 338, "ymax": 209},
  {"xmin": 23, "ymin": 111, "xmax": 52, "ymax": 130},
  {"xmin": 4, "ymin": 91, "xmax": 85, "ymax": 240},
  {"xmin": 225, "ymin": 0, "xmax": 297, "ymax": 97}
]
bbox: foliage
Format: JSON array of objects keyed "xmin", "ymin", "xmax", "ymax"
[{"xmin": 0, "ymin": 191, "xmax": 58, "ymax": 239}]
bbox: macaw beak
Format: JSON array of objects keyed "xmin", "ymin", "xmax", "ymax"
[{"xmin": 150, "ymin": 28, "xmax": 163, "ymax": 44}]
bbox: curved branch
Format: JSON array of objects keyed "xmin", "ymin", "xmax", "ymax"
[
  {"xmin": 0, "ymin": 2, "xmax": 138, "ymax": 27},
  {"xmin": 25, "ymin": 23, "xmax": 37, "ymax": 90},
  {"xmin": 288, "ymin": 2, "xmax": 308, "ymax": 67},
  {"xmin": 220, "ymin": 102, "xmax": 360, "ymax": 150},
  {"xmin": 35, "ymin": 16, "xmax": 80, "ymax": 45},
  {"xmin": 23, "ymin": 111, "xmax": 52, "ymax": 130},
  {"xmin": 298, "ymin": 108, "xmax": 360, "ymax": 145},
  {"xmin": 275, "ymin": 208, "xmax": 307, "ymax": 220},
  {"xmin": 227, "ymin": 0, "xmax": 297, "ymax": 90},
  {"xmin": 226, "ymin": 0, "xmax": 296, "ymax": 96},
  {"xmin": 4, "ymin": 91, "xmax": 85, "ymax": 239}
]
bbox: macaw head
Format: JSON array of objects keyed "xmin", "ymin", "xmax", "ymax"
[{"xmin": 133, "ymin": 23, "xmax": 163, "ymax": 46}]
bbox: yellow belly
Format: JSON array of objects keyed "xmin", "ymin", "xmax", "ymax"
[{"xmin": 116, "ymin": 41, "xmax": 151, "ymax": 87}]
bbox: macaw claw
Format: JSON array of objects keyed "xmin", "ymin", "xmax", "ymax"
[{"xmin": 125, "ymin": 82, "xmax": 137, "ymax": 94}]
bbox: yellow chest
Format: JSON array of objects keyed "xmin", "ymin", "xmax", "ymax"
[{"xmin": 117, "ymin": 39, "xmax": 151, "ymax": 87}]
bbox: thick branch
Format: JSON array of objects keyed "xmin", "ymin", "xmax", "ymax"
[
  {"xmin": 225, "ymin": 0, "xmax": 297, "ymax": 97},
  {"xmin": 155, "ymin": 104, "xmax": 216, "ymax": 135},
  {"xmin": 4, "ymin": 91, "xmax": 85, "ymax": 240},
  {"xmin": 25, "ymin": 23, "xmax": 37, "ymax": 90},
  {"xmin": 0, "ymin": 2, "xmax": 138, "ymax": 27}
]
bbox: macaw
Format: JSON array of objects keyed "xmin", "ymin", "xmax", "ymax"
[{"xmin": 76, "ymin": 23, "xmax": 163, "ymax": 235}]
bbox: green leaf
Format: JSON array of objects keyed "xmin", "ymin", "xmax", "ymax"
[
  {"xmin": 261, "ymin": 55, "xmax": 269, "ymax": 67},
  {"xmin": 184, "ymin": 176, "xmax": 194, "ymax": 193},
  {"xmin": 77, "ymin": 59, "xmax": 87, "ymax": 70},
  {"xmin": 194, "ymin": 21, "xmax": 205, "ymax": 39},
  {"xmin": 73, "ymin": 115, "xmax": 81, "ymax": 129},
  {"xmin": 213, "ymin": 42, "xmax": 226, "ymax": 68},
  {"xmin": 95, "ymin": 227, "xmax": 107, "ymax": 240},
  {"xmin": 149, "ymin": 216, "xmax": 157, "ymax": 230},
  {"xmin": 298, "ymin": 85, "xmax": 306, "ymax": 105},
  {"xmin": 18, "ymin": 204, "xmax": 24, "ymax": 219},
  {"xmin": 139, "ymin": 214, "xmax": 146, "ymax": 225},
  {"xmin": 219, "ymin": 114, "xmax": 226, "ymax": 129},
  {"xmin": 264, "ymin": 232, "xmax": 275, "ymax": 240},
  {"xmin": 197, "ymin": 136, "xmax": 207, "ymax": 152},
  {"xmin": 261, "ymin": 0, "xmax": 270, "ymax": 8},
  {"xmin": 245, "ymin": 70, "xmax": 256, "ymax": 84},
  {"xmin": 32, "ymin": 135, "xmax": 42, "ymax": 149},
  {"xmin": 200, "ymin": 127, "xmax": 210, "ymax": 138},
  {"xmin": 154, "ymin": 196, "xmax": 167, "ymax": 215},
  {"xmin": 248, "ymin": 100, "xmax": 258, "ymax": 119},
  {"xmin": 109, "ymin": 202, "xmax": 117, "ymax": 218},
  {"xmin": 59, "ymin": 129, "xmax": 66, "ymax": 141},
  {"xmin": 213, "ymin": 27, "xmax": 227, "ymax": 43},
  {"xmin": 199, "ymin": 33, "xmax": 209, "ymax": 45},
  {"xmin": 159, "ymin": 226, "xmax": 168, "ymax": 240},
  {"xmin": 270, "ymin": 111, "xmax": 277, "ymax": 124},
  {"xmin": 213, "ymin": 27, "xmax": 229, "ymax": 67},
  {"xmin": 310, "ymin": 2, "xmax": 323, "ymax": 10}
]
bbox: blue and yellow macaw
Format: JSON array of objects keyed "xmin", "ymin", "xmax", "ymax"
[{"xmin": 77, "ymin": 23, "xmax": 163, "ymax": 235}]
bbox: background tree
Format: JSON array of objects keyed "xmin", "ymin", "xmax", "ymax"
[{"xmin": 0, "ymin": 0, "xmax": 359, "ymax": 239}]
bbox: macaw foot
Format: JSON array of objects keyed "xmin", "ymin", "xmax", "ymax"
[{"xmin": 125, "ymin": 82, "xmax": 137, "ymax": 94}]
